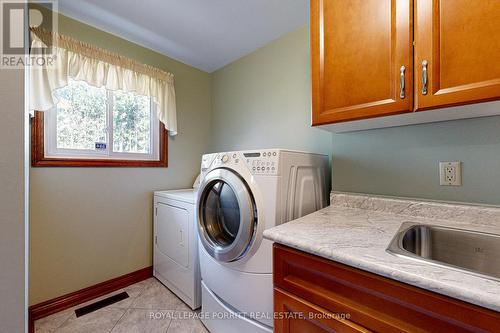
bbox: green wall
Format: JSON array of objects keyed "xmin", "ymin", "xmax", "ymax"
[
  {"xmin": 211, "ymin": 26, "xmax": 332, "ymax": 157},
  {"xmin": 0, "ymin": 66, "xmax": 27, "ymax": 332},
  {"xmin": 211, "ymin": 25, "xmax": 500, "ymax": 205},
  {"xmin": 332, "ymin": 113, "xmax": 500, "ymax": 205},
  {"xmin": 29, "ymin": 7, "xmax": 212, "ymax": 305}
]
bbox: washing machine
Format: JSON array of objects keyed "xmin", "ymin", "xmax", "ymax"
[{"xmin": 197, "ymin": 149, "xmax": 328, "ymax": 333}]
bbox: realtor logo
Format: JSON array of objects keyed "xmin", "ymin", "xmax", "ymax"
[{"xmin": 1, "ymin": 0, "xmax": 57, "ymax": 68}]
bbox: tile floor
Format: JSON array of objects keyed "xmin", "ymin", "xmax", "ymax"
[{"xmin": 35, "ymin": 278, "xmax": 208, "ymax": 333}]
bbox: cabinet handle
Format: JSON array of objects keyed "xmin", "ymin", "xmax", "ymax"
[
  {"xmin": 399, "ymin": 65, "xmax": 406, "ymax": 99},
  {"xmin": 422, "ymin": 60, "xmax": 428, "ymax": 95}
]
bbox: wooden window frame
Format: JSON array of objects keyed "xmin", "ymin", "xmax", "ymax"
[{"xmin": 31, "ymin": 111, "xmax": 168, "ymax": 167}]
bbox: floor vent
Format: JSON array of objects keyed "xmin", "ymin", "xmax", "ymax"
[{"xmin": 75, "ymin": 292, "xmax": 129, "ymax": 317}]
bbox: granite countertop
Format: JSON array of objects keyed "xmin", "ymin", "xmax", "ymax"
[{"xmin": 263, "ymin": 192, "xmax": 500, "ymax": 312}]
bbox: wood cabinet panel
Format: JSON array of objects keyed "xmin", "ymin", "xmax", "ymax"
[
  {"xmin": 414, "ymin": 0, "xmax": 500, "ymax": 110},
  {"xmin": 274, "ymin": 288, "xmax": 369, "ymax": 333},
  {"xmin": 274, "ymin": 244, "xmax": 500, "ymax": 332},
  {"xmin": 311, "ymin": 0, "xmax": 413, "ymax": 125}
]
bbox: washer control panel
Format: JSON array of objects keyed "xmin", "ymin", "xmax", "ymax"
[
  {"xmin": 205, "ymin": 152, "xmax": 241, "ymax": 170},
  {"xmin": 201, "ymin": 153, "xmax": 217, "ymax": 173},
  {"xmin": 202, "ymin": 150, "xmax": 280, "ymax": 175},
  {"xmin": 243, "ymin": 150, "xmax": 279, "ymax": 175}
]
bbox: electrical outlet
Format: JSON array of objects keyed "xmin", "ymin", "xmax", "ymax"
[{"xmin": 439, "ymin": 161, "xmax": 462, "ymax": 186}]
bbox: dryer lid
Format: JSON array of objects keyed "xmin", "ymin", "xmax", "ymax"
[{"xmin": 155, "ymin": 189, "xmax": 197, "ymax": 204}]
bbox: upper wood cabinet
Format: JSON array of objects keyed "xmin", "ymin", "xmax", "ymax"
[
  {"xmin": 311, "ymin": 0, "xmax": 500, "ymax": 127},
  {"xmin": 311, "ymin": 0, "xmax": 413, "ymax": 125},
  {"xmin": 414, "ymin": 0, "xmax": 500, "ymax": 111}
]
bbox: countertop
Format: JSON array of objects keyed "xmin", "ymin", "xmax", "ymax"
[{"xmin": 263, "ymin": 192, "xmax": 500, "ymax": 312}]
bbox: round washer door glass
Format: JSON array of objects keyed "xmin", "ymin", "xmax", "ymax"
[
  {"xmin": 198, "ymin": 169, "xmax": 257, "ymax": 262},
  {"xmin": 204, "ymin": 181, "xmax": 240, "ymax": 246}
]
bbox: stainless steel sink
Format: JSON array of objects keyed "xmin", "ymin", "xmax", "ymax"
[{"xmin": 387, "ymin": 222, "xmax": 500, "ymax": 281}]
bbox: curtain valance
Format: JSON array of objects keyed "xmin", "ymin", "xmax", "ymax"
[{"xmin": 29, "ymin": 27, "xmax": 178, "ymax": 135}]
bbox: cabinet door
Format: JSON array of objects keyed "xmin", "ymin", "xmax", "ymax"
[
  {"xmin": 414, "ymin": 0, "xmax": 500, "ymax": 110},
  {"xmin": 274, "ymin": 288, "xmax": 369, "ymax": 333},
  {"xmin": 311, "ymin": 0, "xmax": 413, "ymax": 125}
]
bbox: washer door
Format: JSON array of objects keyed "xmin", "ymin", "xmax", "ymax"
[{"xmin": 198, "ymin": 168, "xmax": 257, "ymax": 262}]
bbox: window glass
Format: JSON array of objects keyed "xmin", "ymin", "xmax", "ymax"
[
  {"xmin": 112, "ymin": 90, "xmax": 151, "ymax": 154},
  {"xmin": 49, "ymin": 79, "xmax": 157, "ymax": 160},
  {"xmin": 53, "ymin": 80, "xmax": 107, "ymax": 150}
]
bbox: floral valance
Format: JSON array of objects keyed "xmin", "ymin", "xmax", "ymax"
[{"xmin": 29, "ymin": 27, "xmax": 178, "ymax": 135}]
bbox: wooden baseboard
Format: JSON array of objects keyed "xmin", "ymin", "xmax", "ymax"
[{"xmin": 28, "ymin": 266, "xmax": 153, "ymax": 333}]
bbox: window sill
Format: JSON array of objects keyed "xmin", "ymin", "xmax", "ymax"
[
  {"xmin": 31, "ymin": 111, "xmax": 168, "ymax": 168},
  {"xmin": 31, "ymin": 157, "xmax": 168, "ymax": 168}
]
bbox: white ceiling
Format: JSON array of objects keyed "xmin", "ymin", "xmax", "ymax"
[{"xmin": 56, "ymin": 0, "xmax": 309, "ymax": 73}]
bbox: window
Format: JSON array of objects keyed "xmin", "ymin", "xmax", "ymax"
[{"xmin": 32, "ymin": 79, "xmax": 168, "ymax": 167}]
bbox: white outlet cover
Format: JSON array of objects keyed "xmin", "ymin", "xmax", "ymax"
[{"xmin": 439, "ymin": 161, "xmax": 462, "ymax": 186}]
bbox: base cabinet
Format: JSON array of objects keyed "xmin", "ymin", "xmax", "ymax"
[
  {"xmin": 273, "ymin": 244, "xmax": 500, "ymax": 333},
  {"xmin": 275, "ymin": 288, "xmax": 369, "ymax": 333}
]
